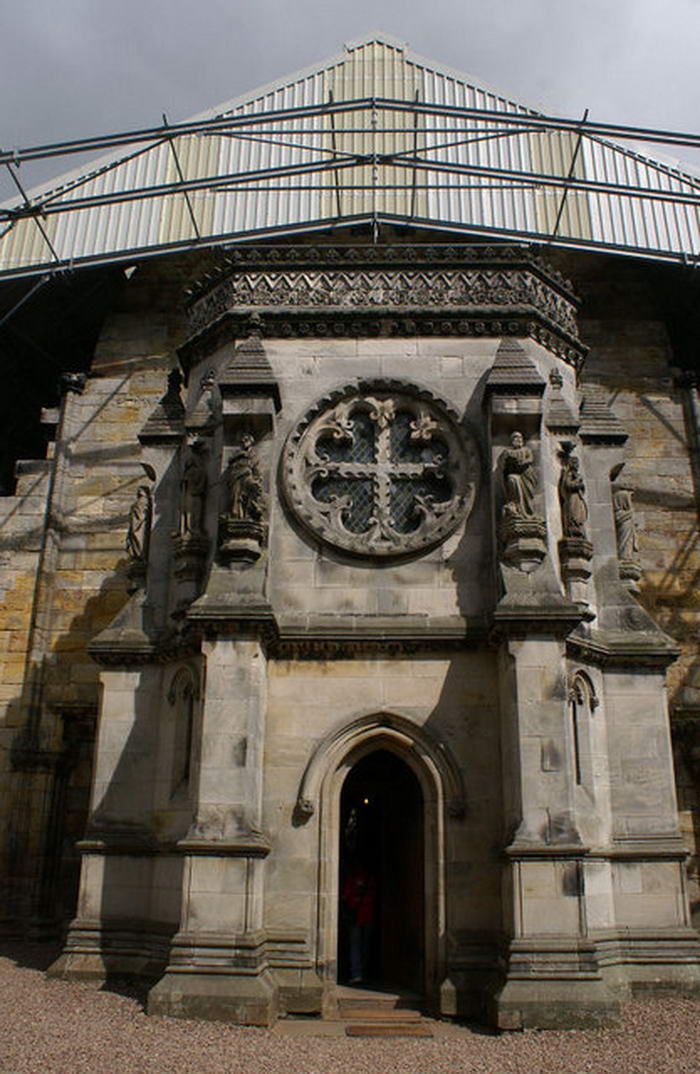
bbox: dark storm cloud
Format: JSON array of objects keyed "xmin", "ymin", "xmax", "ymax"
[{"xmin": 2, "ymin": 0, "xmax": 699, "ymax": 199}]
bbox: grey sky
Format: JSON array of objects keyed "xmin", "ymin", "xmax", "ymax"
[{"xmin": 2, "ymin": 0, "xmax": 699, "ymax": 200}]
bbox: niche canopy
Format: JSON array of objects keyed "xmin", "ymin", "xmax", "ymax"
[{"xmin": 2, "ymin": 32, "xmax": 700, "ymax": 279}]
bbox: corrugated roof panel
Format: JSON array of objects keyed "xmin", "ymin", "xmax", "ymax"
[
  {"xmin": 422, "ymin": 61, "xmax": 542, "ymax": 238},
  {"xmin": 209, "ymin": 62, "xmax": 328, "ymax": 238},
  {"xmin": 1, "ymin": 34, "xmax": 699, "ymax": 275}
]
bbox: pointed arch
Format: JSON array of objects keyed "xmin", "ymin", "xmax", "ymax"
[
  {"xmin": 294, "ymin": 709, "xmax": 466, "ymax": 823},
  {"xmin": 299, "ymin": 710, "xmax": 463, "ymax": 1004},
  {"xmin": 568, "ymin": 669, "xmax": 599, "ymax": 791}
]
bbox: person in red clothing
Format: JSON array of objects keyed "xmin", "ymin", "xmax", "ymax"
[{"xmin": 342, "ymin": 862, "xmax": 376, "ymax": 984}]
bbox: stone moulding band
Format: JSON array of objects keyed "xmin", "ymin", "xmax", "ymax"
[
  {"xmin": 566, "ymin": 633, "xmax": 680, "ymax": 669},
  {"xmin": 179, "ymin": 309, "xmax": 584, "ymax": 371},
  {"xmin": 178, "ymin": 243, "xmax": 586, "ymax": 369},
  {"xmin": 184, "ymin": 244, "xmax": 578, "ymax": 305}
]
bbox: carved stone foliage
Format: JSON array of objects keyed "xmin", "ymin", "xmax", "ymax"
[
  {"xmin": 498, "ymin": 432, "xmax": 547, "ymax": 572},
  {"xmin": 282, "ymin": 380, "xmax": 479, "ymax": 558},
  {"xmin": 180, "ymin": 245, "xmax": 585, "ymax": 369}
]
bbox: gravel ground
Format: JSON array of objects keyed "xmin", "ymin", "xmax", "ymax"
[{"xmin": 1, "ymin": 944, "xmax": 700, "ymax": 1074}]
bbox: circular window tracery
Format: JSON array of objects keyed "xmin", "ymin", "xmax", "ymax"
[{"xmin": 282, "ymin": 380, "xmax": 480, "ymax": 558}]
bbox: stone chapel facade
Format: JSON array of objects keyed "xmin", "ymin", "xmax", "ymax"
[{"xmin": 2, "ymin": 235, "xmax": 699, "ymax": 1030}]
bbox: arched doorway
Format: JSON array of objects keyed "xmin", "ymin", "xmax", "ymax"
[{"xmin": 338, "ymin": 749, "xmax": 425, "ymax": 993}]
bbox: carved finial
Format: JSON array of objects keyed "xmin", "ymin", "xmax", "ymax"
[
  {"xmin": 60, "ymin": 372, "xmax": 87, "ymax": 396},
  {"xmin": 167, "ymin": 368, "xmax": 183, "ymax": 396},
  {"xmin": 247, "ymin": 312, "xmax": 263, "ymax": 338}
]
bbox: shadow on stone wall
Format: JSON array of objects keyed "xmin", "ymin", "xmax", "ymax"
[{"xmin": 1, "ymin": 568, "xmax": 132, "ymax": 937}]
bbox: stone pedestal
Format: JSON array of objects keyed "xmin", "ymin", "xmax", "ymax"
[
  {"xmin": 619, "ymin": 557, "xmax": 642, "ymax": 593},
  {"xmin": 500, "ymin": 514, "xmax": 548, "ymax": 573},
  {"xmin": 148, "ymin": 839, "xmax": 278, "ymax": 1024},
  {"xmin": 559, "ymin": 536, "xmax": 593, "ymax": 604},
  {"xmin": 218, "ymin": 517, "xmax": 267, "ymax": 564}
]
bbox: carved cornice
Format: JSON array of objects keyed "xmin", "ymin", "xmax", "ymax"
[
  {"xmin": 179, "ymin": 244, "xmax": 585, "ymax": 368},
  {"xmin": 184, "ymin": 243, "xmax": 578, "ymax": 303},
  {"xmin": 88, "ymin": 631, "xmax": 201, "ymax": 668},
  {"xmin": 566, "ymin": 630, "xmax": 679, "ymax": 669},
  {"xmin": 175, "ymin": 835, "xmax": 271, "ymax": 858},
  {"xmin": 183, "ymin": 241, "xmax": 575, "ymax": 296},
  {"xmin": 270, "ymin": 614, "xmax": 488, "ymax": 659}
]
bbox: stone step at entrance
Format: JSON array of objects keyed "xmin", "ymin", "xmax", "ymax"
[{"xmin": 336, "ymin": 985, "xmax": 433, "ymax": 1038}]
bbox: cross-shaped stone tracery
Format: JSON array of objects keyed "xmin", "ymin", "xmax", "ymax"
[{"xmin": 310, "ymin": 397, "xmax": 451, "ymax": 541}]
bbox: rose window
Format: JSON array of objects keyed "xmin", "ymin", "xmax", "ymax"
[{"xmin": 282, "ymin": 381, "xmax": 479, "ymax": 557}]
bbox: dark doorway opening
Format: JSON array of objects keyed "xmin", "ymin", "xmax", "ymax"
[{"xmin": 338, "ymin": 749, "xmax": 425, "ymax": 993}]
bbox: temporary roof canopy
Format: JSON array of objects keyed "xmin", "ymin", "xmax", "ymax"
[{"xmin": 2, "ymin": 33, "xmax": 700, "ymax": 279}]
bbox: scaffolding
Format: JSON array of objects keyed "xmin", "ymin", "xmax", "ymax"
[{"xmin": 2, "ymin": 93, "xmax": 700, "ymax": 279}]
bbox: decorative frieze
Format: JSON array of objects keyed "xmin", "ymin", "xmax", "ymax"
[{"xmin": 180, "ymin": 245, "xmax": 585, "ymax": 368}]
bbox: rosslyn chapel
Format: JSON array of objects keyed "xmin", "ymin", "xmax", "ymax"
[{"xmin": 1, "ymin": 35, "xmax": 700, "ymax": 1029}]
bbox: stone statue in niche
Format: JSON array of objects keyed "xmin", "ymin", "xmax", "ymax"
[
  {"xmin": 178, "ymin": 440, "xmax": 208, "ymax": 539},
  {"xmin": 218, "ymin": 435, "xmax": 267, "ymax": 564},
  {"xmin": 498, "ymin": 431, "xmax": 547, "ymax": 572},
  {"xmin": 612, "ymin": 482, "xmax": 642, "ymax": 591},
  {"xmin": 502, "ymin": 431, "xmax": 537, "ymax": 518},
  {"xmin": 559, "ymin": 452, "xmax": 588, "ymax": 538},
  {"xmin": 225, "ymin": 434, "xmax": 264, "ymax": 522},
  {"xmin": 557, "ymin": 445, "xmax": 592, "ymax": 601},
  {"xmin": 613, "ymin": 485, "xmax": 639, "ymax": 560},
  {"xmin": 126, "ymin": 484, "xmax": 153, "ymax": 561}
]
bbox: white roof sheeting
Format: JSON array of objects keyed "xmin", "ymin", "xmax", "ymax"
[{"xmin": 1, "ymin": 33, "xmax": 700, "ymax": 278}]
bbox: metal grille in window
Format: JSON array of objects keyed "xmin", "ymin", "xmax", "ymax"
[
  {"xmin": 284, "ymin": 381, "xmax": 479, "ymax": 557},
  {"xmin": 389, "ymin": 474, "xmax": 453, "ymax": 533},
  {"xmin": 311, "ymin": 475, "xmax": 375, "ymax": 533}
]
